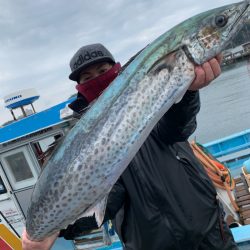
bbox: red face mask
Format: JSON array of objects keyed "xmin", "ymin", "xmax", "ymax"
[{"xmin": 76, "ymin": 62, "xmax": 121, "ymax": 103}]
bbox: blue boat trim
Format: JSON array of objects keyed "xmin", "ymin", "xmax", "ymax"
[
  {"xmin": 0, "ymin": 97, "xmax": 76, "ymax": 144},
  {"xmin": 204, "ymin": 129, "xmax": 250, "ymax": 158},
  {"xmin": 202, "ymin": 129, "xmax": 250, "ymax": 173},
  {"xmin": 96, "ymin": 241, "xmax": 122, "ymax": 250},
  {"xmin": 6, "ymin": 96, "xmax": 40, "ymax": 109},
  {"xmin": 231, "ymin": 225, "xmax": 250, "ymax": 243}
]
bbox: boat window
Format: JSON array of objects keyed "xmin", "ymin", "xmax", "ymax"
[
  {"xmin": 0, "ymin": 176, "xmax": 7, "ymax": 194},
  {"xmin": 31, "ymin": 134, "xmax": 63, "ymax": 167},
  {"xmin": 0, "ymin": 146, "xmax": 39, "ymax": 190},
  {"xmin": 5, "ymin": 152, "xmax": 34, "ymax": 182}
]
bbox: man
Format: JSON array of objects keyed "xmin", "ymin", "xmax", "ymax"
[{"xmin": 22, "ymin": 44, "xmax": 238, "ymax": 250}]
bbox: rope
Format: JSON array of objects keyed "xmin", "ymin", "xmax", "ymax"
[{"xmin": 190, "ymin": 141, "xmax": 239, "ymax": 212}]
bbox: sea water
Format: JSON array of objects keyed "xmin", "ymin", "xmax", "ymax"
[{"xmin": 192, "ymin": 58, "xmax": 250, "ymax": 144}]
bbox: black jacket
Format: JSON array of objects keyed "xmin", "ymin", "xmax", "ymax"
[{"xmin": 60, "ymin": 91, "xmax": 237, "ymax": 250}]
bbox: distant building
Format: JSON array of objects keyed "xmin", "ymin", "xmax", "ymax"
[
  {"xmin": 222, "ymin": 43, "xmax": 250, "ymax": 65},
  {"xmin": 243, "ymin": 42, "xmax": 250, "ymax": 53}
]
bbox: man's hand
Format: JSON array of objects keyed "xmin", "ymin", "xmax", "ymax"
[
  {"xmin": 188, "ymin": 54, "xmax": 223, "ymax": 91},
  {"xmin": 22, "ymin": 229, "xmax": 59, "ymax": 250}
]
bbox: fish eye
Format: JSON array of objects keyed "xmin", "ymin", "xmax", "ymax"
[{"xmin": 215, "ymin": 15, "xmax": 228, "ymax": 27}]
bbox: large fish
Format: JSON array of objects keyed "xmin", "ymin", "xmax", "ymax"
[{"xmin": 26, "ymin": 0, "xmax": 250, "ymax": 240}]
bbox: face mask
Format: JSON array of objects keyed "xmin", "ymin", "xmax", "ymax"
[{"xmin": 76, "ymin": 62, "xmax": 121, "ymax": 103}]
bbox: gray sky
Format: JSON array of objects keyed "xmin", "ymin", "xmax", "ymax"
[{"xmin": 0, "ymin": 0, "xmax": 240, "ymax": 124}]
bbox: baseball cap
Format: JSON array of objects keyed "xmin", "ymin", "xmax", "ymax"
[{"xmin": 69, "ymin": 43, "xmax": 115, "ymax": 81}]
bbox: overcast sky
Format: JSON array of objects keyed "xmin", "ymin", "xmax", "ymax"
[{"xmin": 0, "ymin": 0, "xmax": 241, "ymax": 125}]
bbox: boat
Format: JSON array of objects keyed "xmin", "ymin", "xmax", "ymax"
[
  {"xmin": 0, "ymin": 89, "xmax": 121, "ymax": 249},
  {"xmin": 201, "ymin": 130, "xmax": 250, "ymax": 248},
  {"xmin": 0, "ymin": 89, "xmax": 250, "ymax": 249}
]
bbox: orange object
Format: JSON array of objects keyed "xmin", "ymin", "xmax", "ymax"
[
  {"xmin": 190, "ymin": 141, "xmax": 239, "ymax": 212},
  {"xmin": 211, "ymin": 159, "xmax": 226, "ymax": 171},
  {"xmin": 0, "ymin": 224, "xmax": 22, "ymax": 250}
]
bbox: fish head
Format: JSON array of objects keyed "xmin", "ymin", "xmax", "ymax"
[{"xmin": 183, "ymin": 0, "xmax": 250, "ymax": 64}]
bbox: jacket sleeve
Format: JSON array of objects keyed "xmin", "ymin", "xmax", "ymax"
[
  {"xmin": 103, "ymin": 177, "xmax": 127, "ymax": 221},
  {"xmin": 59, "ymin": 177, "xmax": 126, "ymax": 240},
  {"xmin": 156, "ymin": 90, "xmax": 200, "ymax": 143}
]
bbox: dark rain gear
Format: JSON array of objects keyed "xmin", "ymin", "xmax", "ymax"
[{"xmin": 60, "ymin": 90, "xmax": 237, "ymax": 250}]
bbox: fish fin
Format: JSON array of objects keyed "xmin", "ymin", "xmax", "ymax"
[
  {"xmin": 93, "ymin": 195, "xmax": 109, "ymax": 227},
  {"xmin": 81, "ymin": 195, "xmax": 109, "ymax": 227}
]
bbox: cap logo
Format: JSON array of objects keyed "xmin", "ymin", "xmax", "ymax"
[{"xmin": 73, "ymin": 51, "xmax": 104, "ymax": 69}]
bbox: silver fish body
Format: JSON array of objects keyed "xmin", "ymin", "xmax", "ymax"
[{"xmin": 26, "ymin": 1, "xmax": 250, "ymax": 240}]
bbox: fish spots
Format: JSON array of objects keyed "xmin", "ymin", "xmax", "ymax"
[
  {"xmin": 57, "ymin": 174, "xmax": 64, "ymax": 180},
  {"xmin": 74, "ymin": 174, "xmax": 79, "ymax": 182},
  {"xmin": 60, "ymin": 186, "xmax": 65, "ymax": 193},
  {"xmin": 101, "ymin": 138, "xmax": 106, "ymax": 145},
  {"xmin": 55, "ymin": 209, "xmax": 63, "ymax": 216},
  {"xmin": 86, "ymin": 156, "xmax": 92, "ymax": 162},
  {"xmin": 69, "ymin": 166, "xmax": 74, "ymax": 172},
  {"xmin": 62, "ymin": 195, "xmax": 68, "ymax": 201},
  {"xmin": 77, "ymin": 164, "xmax": 83, "ymax": 171}
]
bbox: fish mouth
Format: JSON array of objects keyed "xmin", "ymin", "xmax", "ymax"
[
  {"xmin": 227, "ymin": 1, "xmax": 250, "ymax": 35},
  {"xmin": 148, "ymin": 1, "xmax": 250, "ymax": 73},
  {"xmin": 183, "ymin": 1, "xmax": 250, "ymax": 65}
]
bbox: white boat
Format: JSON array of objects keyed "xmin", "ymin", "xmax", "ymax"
[{"xmin": 0, "ymin": 90, "xmax": 250, "ymax": 249}]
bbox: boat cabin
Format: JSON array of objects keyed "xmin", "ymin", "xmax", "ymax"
[{"xmin": 0, "ymin": 97, "xmax": 76, "ymax": 235}]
